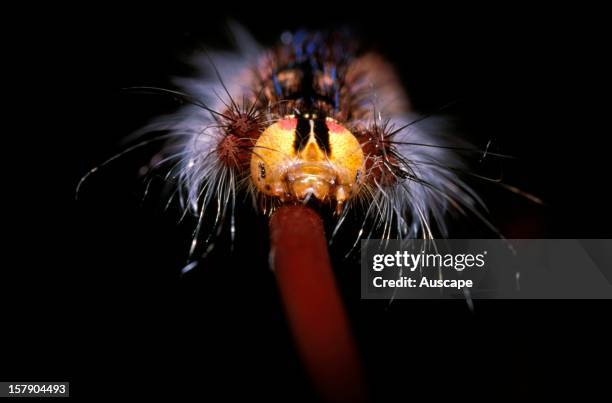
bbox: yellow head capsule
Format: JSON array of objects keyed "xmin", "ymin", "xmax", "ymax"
[{"xmin": 250, "ymin": 116, "xmax": 364, "ymax": 206}]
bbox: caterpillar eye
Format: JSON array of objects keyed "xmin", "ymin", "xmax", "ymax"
[
  {"xmin": 258, "ymin": 162, "xmax": 266, "ymax": 179},
  {"xmin": 250, "ymin": 116, "xmax": 364, "ymax": 205}
]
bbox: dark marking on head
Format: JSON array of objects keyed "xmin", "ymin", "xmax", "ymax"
[
  {"xmin": 313, "ymin": 118, "xmax": 330, "ymax": 155},
  {"xmin": 258, "ymin": 162, "xmax": 266, "ymax": 179},
  {"xmin": 293, "ymin": 116, "xmax": 331, "ymax": 156},
  {"xmin": 294, "ymin": 117, "xmax": 311, "ymax": 152}
]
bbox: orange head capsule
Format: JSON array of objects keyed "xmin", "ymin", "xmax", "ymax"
[{"xmin": 250, "ymin": 115, "xmax": 365, "ymax": 208}]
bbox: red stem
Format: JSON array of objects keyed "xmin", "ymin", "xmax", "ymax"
[{"xmin": 269, "ymin": 204, "xmax": 367, "ymax": 403}]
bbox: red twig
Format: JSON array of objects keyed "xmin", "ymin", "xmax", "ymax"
[{"xmin": 269, "ymin": 204, "xmax": 367, "ymax": 403}]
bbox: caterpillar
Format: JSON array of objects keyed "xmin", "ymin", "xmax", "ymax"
[
  {"xmin": 74, "ymin": 22, "xmax": 548, "ymax": 403},
  {"xmin": 79, "ymin": 26, "xmax": 497, "ymax": 267}
]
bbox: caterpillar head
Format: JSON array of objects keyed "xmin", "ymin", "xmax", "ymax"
[{"xmin": 250, "ymin": 115, "xmax": 364, "ymax": 210}]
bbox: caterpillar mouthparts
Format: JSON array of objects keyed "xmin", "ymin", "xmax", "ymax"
[{"xmin": 284, "ymin": 162, "xmax": 342, "ymax": 201}]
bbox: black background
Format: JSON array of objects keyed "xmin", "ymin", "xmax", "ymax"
[{"xmin": 4, "ymin": 3, "xmax": 611, "ymax": 401}]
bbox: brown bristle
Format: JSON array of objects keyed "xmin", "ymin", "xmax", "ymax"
[
  {"xmin": 228, "ymin": 114, "xmax": 260, "ymax": 139},
  {"xmin": 217, "ymin": 109, "xmax": 263, "ymax": 168},
  {"xmin": 356, "ymin": 126, "xmax": 402, "ymax": 187}
]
